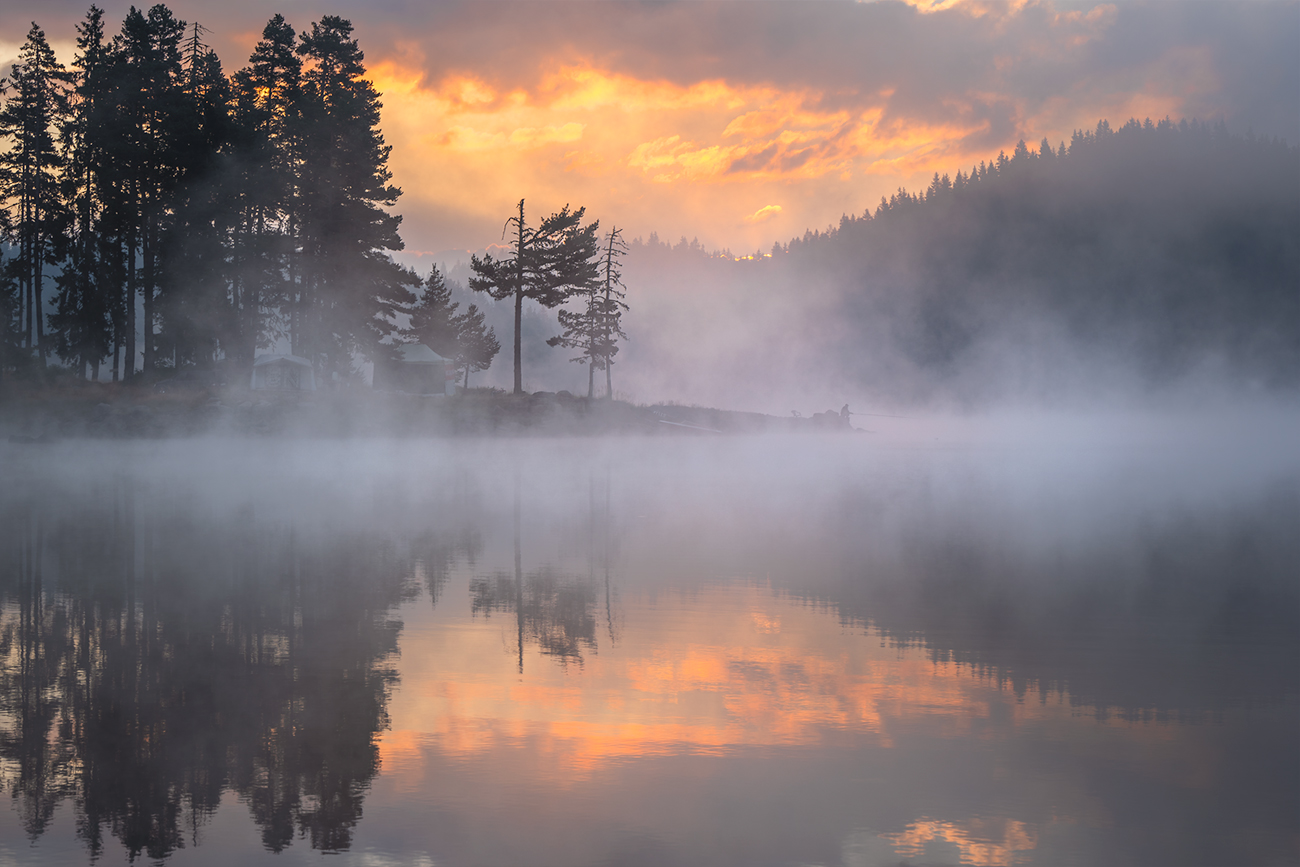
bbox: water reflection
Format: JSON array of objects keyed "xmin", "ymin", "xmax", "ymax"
[
  {"xmin": 0, "ymin": 436, "xmax": 1295, "ymax": 866},
  {"xmin": 469, "ymin": 475, "xmax": 607, "ymax": 670},
  {"xmin": 0, "ymin": 473, "xmax": 415, "ymax": 859}
]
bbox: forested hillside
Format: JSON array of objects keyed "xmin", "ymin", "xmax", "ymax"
[
  {"xmin": 1, "ymin": 2, "xmax": 1294, "ymax": 413},
  {"xmin": 613, "ymin": 119, "xmax": 1299, "ymax": 409},
  {"xmin": 786, "ymin": 119, "xmax": 1299, "ymax": 394}
]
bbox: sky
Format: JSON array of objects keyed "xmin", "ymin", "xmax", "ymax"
[{"xmin": 2, "ymin": 0, "xmax": 1296, "ymax": 264}]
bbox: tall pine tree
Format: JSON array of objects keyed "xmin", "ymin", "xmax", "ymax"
[
  {"xmin": 156, "ymin": 24, "xmax": 232, "ymax": 370},
  {"xmin": 51, "ymin": 7, "xmax": 115, "ymax": 380},
  {"xmin": 547, "ymin": 225, "xmax": 627, "ymax": 399},
  {"xmin": 228, "ymin": 14, "xmax": 302, "ymax": 369},
  {"xmin": 103, "ymin": 5, "xmax": 188, "ymax": 377},
  {"xmin": 0, "ymin": 23, "xmax": 73, "ymax": 368},
  {"xmin": 295, "ymin": 16, "xmax": 416, "ymax": 380}
]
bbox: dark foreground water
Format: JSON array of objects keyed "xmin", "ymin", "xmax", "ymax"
[{"xmin": 1, "ymin": 420, "xmax": 1297, "ymax": 867}]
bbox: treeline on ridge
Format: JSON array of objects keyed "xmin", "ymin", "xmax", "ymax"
[
  {"xmin": 624, "ymin": 119, "xmax": 1299, "ymax": 401},
  {"xmin": 779, "ymin": 119, "xmax": 1299, "ymax": 396}
]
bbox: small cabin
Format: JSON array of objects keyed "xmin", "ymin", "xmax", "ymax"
[
  {"xmin": 251, "ymin": 354, "xmax": 316, "ymax": 391},
  {"xmin": 374, "ymin": 344, "xmax": 455, "ymax": 395}
]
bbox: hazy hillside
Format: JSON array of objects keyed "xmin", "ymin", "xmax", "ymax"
[{"xmin": 565, "ymin": 119, "xmax": 1298, "ymax": 413}]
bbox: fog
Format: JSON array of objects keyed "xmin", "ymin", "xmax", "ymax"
[
  {"xmin": 1, "ymin": 425, "xmax": 1297, "ymax": 864},
  {"xmin": 434, "ymin": 119, "xmax": 1297, "ymax": 419}
]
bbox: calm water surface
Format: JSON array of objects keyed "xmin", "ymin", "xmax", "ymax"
[{"xmin": 0, "ymin": 428, "xmax": 1297, "ymax": 866}]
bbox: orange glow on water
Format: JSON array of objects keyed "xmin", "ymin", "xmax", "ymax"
[
  {"xmin": 376, "ymin": 582, "xmax": 1145, "ymax": 784},
  {"xmin": 883, "ymin": 817, "xmax": 1038, "ymax": 866}
]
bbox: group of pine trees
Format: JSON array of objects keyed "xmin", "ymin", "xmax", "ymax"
[
  {"xmin": 0, "ymin": 7, "xmax": 412, "ymax": 383},
  {"xmin": 0, "ymin": 7, "xmax": 628, "ymax": 394},
  {"xmin": 468, "ymin": 198, "xmax": 627, "ymax": 397},
  {"xmin": 776, "ymin": 117, "xmax": 1300, "ymax": 390}
]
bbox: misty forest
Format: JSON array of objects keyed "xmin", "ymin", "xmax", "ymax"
[
  {"xmin": 0, "ymin": 4, "xmax": 1297, "ymax": 867},
  {"xmin": 0, "ymin": 9, "xmax": 1295, "ymax": 413}
]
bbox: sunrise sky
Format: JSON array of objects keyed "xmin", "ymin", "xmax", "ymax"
[{"xmin": 3, "ymin": 0, "xmax": 1296, "ymax": 264}]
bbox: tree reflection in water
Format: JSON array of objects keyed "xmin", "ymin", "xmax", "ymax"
[
  {"xmin": 0, "ymin": 479, "xmax": 423, "ymax": 860},
  {"xmin": 0, "ymin": 436, "xmax": 1293, "ymax": 866},
  {"xmin": 469, "ymin": 471, "xmax": 606, "ymax": 670}
]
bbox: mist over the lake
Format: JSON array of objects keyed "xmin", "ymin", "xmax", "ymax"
[
  {"xmin": 2, "ymin": 1, "xmax": 1299, "ymax": 865},
  {"xmin": 2, "ymin": 429, "xmax": 1297, "ymax": 865},
  {"xmin": 439, "ymin": 119, "xmax": 1299, "ymax": 415}
]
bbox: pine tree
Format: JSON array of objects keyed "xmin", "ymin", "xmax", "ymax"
[
  {"xmin": 469, "ymin": 199, "xmax": 599, "ymax": 394},
  {"xmin": 155, "ymin": 24, "xmax": 232, "ymax": 370},
  {"xmin": 407, "ymin": 267, "xmax": 499, "ymax": 388},
  {"xmin": 546, "ymin": 225, "xmax": 627, "ymax": 398},
  {"xmin": 228, "ymin": 14, "xmax": 303, "ymax": 369},
  {"xmin": 295, "ymin": 15, "xmax": 416, "ymax": 379},
  {"xmin": 51, "ymin": 7, "xmax": 114, "ymax": 380},
  {"xmin": 595, "ymin": 226, "xmax": 628, "ymax": 399},
  {"xmin": 408, "ymin": 265, "xmax": 461, "ymax": 356},
  {"xmin": 452, "ymin": 303, "xmax": 499, "ymax": 389},
  {"xmin": 0, "ymin": 23, "xmax": 74, "ymax": 368},
  {"xmin": 104, "ymin": 4, "xmax": 189, "ymax": 377}
]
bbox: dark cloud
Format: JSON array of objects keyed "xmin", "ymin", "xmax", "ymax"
[{"xmin": 6, "ymin": 1, "xmax": 1293, "ymax": 142}]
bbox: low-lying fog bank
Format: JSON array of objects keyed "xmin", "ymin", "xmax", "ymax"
[
  {"xmin": 5, "ymin": 424, "xmax": 1298, "ymax": 717},
  {"xmin": 0, "ymin": 384, "xmax": 863, "ymax": 440},
  {"xmin": 3, "ymin": 427, "xmax": 1297, "ymax": 866}
]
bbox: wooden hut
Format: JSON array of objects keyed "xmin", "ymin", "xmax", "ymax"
[
  {"xmin": 374, "ymin": 344, "xmax": 455, "ymax": 395},
  {"xmin": 250, "ymin": 354, "xmax": 316, "ymax": 391}
]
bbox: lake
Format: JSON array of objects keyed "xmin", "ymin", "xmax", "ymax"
[{"xmin": 1, "ymin": 422, "xmax": 1297, "ymax": 866}]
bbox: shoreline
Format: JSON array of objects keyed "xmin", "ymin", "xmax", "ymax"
[{"xmin": 0, "ymin": 382, "xmax": 857, "ymax": 440}]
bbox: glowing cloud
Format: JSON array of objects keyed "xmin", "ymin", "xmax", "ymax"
[
  {"xmin": 744, "ymin": 205, "xmax": 783, "ymax": 225},
  {"xmin": 338, "ymin": 0, "xmax": 1285, "ymax": 254}
]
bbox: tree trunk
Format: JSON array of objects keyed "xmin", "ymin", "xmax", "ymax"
[
  {"xmin": 513, "ymin": 289, "xmax": 523, "ymax": 395},
  {"xmin": 512, "ymin": 199, "xmax": 526, "ymax": 395},
  {"xmin": 22, "ymin": 207, "xmax": 32, "ymax": 352},
  {"xmin": 142, "ymin": 211, "xmax": 155, "ymax": 374},
  {"xmin": 588, "ymin": 360, "xmax": 594, "ymax": 400},
  {"xmin": 33, "ymin": 164, "xmax": 47, "ymax": 366},
  {"xmin": 606, "ymin": 361, "xmax": 612, "ymax": 401},
  {"xmin": 34, "ymin": 250, "xmax": 46, "ymax": 366},
  {"xmin": 126, "ymin": 234, "xmax": 137, "ymax": 379}
]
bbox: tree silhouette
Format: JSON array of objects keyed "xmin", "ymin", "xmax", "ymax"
[
  {"xmin": 0, "ymin": 23, "xmax": 73, "ymax": 368},
  {"xmin": 409, "ymin": 265, "xmax": 462, "ymax": 356},
  {"xmin": 49, "ymin": 7, "xmax": 114, "ymax": 380},
  {"xmin": 469, "ymin": 199, "xmax": 599, "ymax": 394},
  {"xmin": 452, "ymin": 303, "xmax": 499, "ymax": 389},
  {"xmin": 547, "ymin": 225, "xmax": 628, "ymax": 399},
  {"xmin": 294, "ymin": 15, "xmax": 417, "ymax": 379},
  {"xmin": 227, "ymin": 14, "xmax": 304, "ymax": 372},
  {"xmin": 0, "ymin": 480, "xmax": 422, "ymax": 860}
]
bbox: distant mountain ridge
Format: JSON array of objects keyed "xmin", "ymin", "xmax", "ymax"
[{"xmin": 618, "ymin": 118, "xmax": 1299, "ymax": 407}]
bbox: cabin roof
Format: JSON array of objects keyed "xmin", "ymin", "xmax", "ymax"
[
  {"xmin": 253, "ymin": 354, "xmax": 313, "ymax": 368},
  {"xmin": 395, "ymin": 343, "xmax": 449, "ymax": 364}
]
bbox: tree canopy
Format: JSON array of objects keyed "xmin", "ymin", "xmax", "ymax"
[{"xmin": 0, "ymin": 7, "xmax": 418, "ymax": 385}]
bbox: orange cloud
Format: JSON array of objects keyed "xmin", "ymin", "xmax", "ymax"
[
  {"xmin": 360, "ymin": 4, "xmax": 1230, "ymax": 255},
  {"xmin": 744, "ymin": 205, "xmax": 783, "ymax": 224}
]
